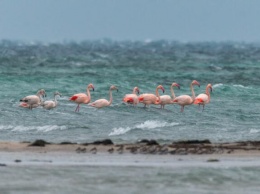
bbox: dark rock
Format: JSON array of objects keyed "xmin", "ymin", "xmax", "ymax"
[
  {"xmin": 60, "ymin": 141, "xmax": 76, "ymax": 145},
  {"xmin": 0, "ymin": 163, "xmax": 7, "ymax": 167},
  {"xmin": 138, "ymin": 139, "xmax": 159, "ymax": 145},
  {"xmin": 138, "ymin": 139, "xmax": 150, "ymax": 144},
  {"xmin": 147, "ymin": 140, "xmax": 159, "ymax": 146},
  {"xmin": 174, "ymin": 139, "xmax": 211, "ymax": 144},
  {"xmin": 29, "ymin": 139, "xmax": 50, "ymax": 147},
  {"xmin": 82, "ymin": 143, "xmax": 89, "ymax": 146},
  {"xmin": 14, "ymin": 159, "xmax": 22, "ymax": 163},
  {"xmin": 90, "ymin": 139, "xmax": 114, "ymax": 145},
  {"xmin": 207, "ymin": 159, "xmax": 219, "ymax": 162}
]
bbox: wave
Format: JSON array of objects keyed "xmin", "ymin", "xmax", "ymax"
[
  {"xmin": 0, "ymin": 125, "xmax": 67, "ymax": 132},
  {"xmin": 249, "ymin": 129, "xmax": 259, "ymax": 134},
  {"xmin": 109, "ymin": 120, "xmax": 179, "ymax": 136},
  {"xmin": 233, "ymin": 84, "xmax": 251, "ymax": 89},
  {"xmin": 212, "ymin": 83, "xmax": 251, "ymax": 90},
  {"xmin": 212, "ymin": 83, "xmax": 223, "ymax": 88}
]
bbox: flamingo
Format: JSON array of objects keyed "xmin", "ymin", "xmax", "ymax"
[
  {"xmin": 69, "ymin": 83, "xmax": 94, "ymax": 112},
  {"xmin": 42, "ymin": 92, "xmax": 62, "ymax": 110},
  {"xmin": 19, "ymin": 89, "xmax": 46, "ymax": 109},
  {"xmin": 159, "ymin": 83, "xmax": 180, "ymax": 109},
  {"xmin": 138, "ymin": 85, "xmax": 165, "ymax": 108},
  {"xmin": 122, "ymin": 86, "xmax": 140, "ymax": 106},
  {"xmin": 173, "ymin": 80, "xmax": 200, "ymax": 112},
  {"xmin": 194, "ymin": 83, "xmax": 213, "ymax": 110},
  {"xmin": 89, "ymin": 85, "xmax": 118, "ymax": 108}
]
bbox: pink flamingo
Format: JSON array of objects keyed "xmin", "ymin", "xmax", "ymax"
[
  {"xmin": 89, "ymin": 85, "xmax": 118, "ymax": 108},
  {"xmin": 42, "ymin": 92, "xmax": 62, "ymax": 110},
  {"xmin": 19, "ymin": 89, "xmax": 46, "ymax": 109},
  {"xmin": 138, "ymin": 85, "xmax": 165, "ymax": 108},
  {"xmin": 194, "ymin": 83, "xmax": 213, "ymax": 110},
  {"xmin": 159, "ymin": 83, "xmax": 180, "ymax": 109},
  {"xmin": 69, "ymin": 83, "xmax": 94, "ymax": 112},
  {"xmin": 122, "ymin": 87, "xmax": 140, "ymax": 106},
  {"xmin": 173, "ymin": 80, "xmax": 200, "ymax": 112}
]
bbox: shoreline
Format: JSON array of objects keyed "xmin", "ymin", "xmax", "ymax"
[
  {"xmin": 1, "ymin": 139, "xmax": 260, "ymax": 156},
  {"xmin": 1, "ymin": 139, "xmax": 260, "ymax": 167}
]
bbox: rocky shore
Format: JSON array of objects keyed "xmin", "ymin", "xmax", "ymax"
[{"xmin": 1, "ymin": 139, "xmax": 260, "ymax": 156}]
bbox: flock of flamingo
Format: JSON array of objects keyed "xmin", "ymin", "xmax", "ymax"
[{"xmin": 19, "ymin": 80, "xmax": 213, "ymax": 112}]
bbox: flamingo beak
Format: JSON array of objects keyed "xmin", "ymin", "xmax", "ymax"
[
  {"xmin": 161, "ymin": 87, "xmax": 165, "ymax": 93},
  {"xmin": 210, "ymin": 87, "xmax": 213, "ymax": 93},
  {"xmin": 137, "ymin": 89, "xmax": 140, "ymax": 94},
  {"xmin": 92, "ymin": 88, "xmax": 95, "ymax": 91}
]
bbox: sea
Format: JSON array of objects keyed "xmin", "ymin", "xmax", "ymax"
[{"xmin": 0, "ymin": 40, "xmax": 260, "ymax": 193}]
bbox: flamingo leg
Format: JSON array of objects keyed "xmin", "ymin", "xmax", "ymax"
[
  {"xmin": 75, "ymin": 104, "xmax": 80, "ymax": 112},
  {"xmin": 181, "ymin": 106, "xmax": 184, "ymax": 112}
]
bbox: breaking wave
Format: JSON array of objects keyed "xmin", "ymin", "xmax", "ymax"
[
  {"xmin": 109, "ymin": 120, "xmax": 179, "ymax": 136},
  {"xmin": 0, "ymin": 125, "xmax": 67, "ymax": 132}
]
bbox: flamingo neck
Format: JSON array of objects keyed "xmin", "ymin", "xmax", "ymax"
[
  {"xmin": 206, "ymin": 86, "xmax": 211, "ymax": 101},
  {"xmin": 170, "ymin": 85, "xmax": 176, "ymax": 99},
  {"xmin": 54, "ymin": 95, "xmax": 58, "ymax": 105},
  {"xmin": 85, "ymin": 87, "xmax": 91, "ymax": 103},
  {"xmin": 190, "ymin": 83, "xmax": 196, "ymax": 100},
  {"xmin": 155, "ymin": 87, "xmax": 161, "ymax": 104},
  {"xmin": 108, "ymin": 89, "xmax": 113, "ymax": 105},
  {"xmin": 39, "ymin": 96, "xmax": 44, "ymax": 105},
  {"xmin": 36, "ymin": 91, "xmax": 41, "ymax": 98}
]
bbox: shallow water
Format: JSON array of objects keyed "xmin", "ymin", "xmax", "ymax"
[
  {"xmin": 0, "ymin": 153, "xmax": 260, "ymax": 194},
  {"xmin": 1, "ymin": 40, "xmax": 260, "ymax": 193},
  {"xmin": 1, "ymin": 40, "xmax": 260, "ymax": 144}
]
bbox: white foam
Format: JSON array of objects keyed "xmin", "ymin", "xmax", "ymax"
[
  {"xmin": 0, "ymin": 125, "xmax": 67, "ymax": 132},
  {"xmin": 109, "ymin": 120, "xmax": 179, "ymax": 136},
  {"xmin": 109, "ymin": 127, "xmax": 132, "ymax": 136},
  {"xmin": 233, "ymin": 84, "xmax": 251, "ymax": 89},
  {"xmin": 249, "ymin": 129, "xmax": 259, "ymax": 134},
  {"xmin": 212, "ymin": 83, "xmax": 223, "ymax": 88},
  {"xmin": 136, "ymin": 120, "xmax": 179, "ymax": 129},
  {"xmin": 0, "ymin": 125, "xmax": 13, "ymax": 130}
]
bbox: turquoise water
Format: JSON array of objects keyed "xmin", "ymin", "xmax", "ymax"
[
  {"xmin": 1, "ymin": 40, "xmax": 260, "ymax": 143},
  {"xmin": 1, "ymin": 40, "xmax": 260, "ymax": 194}
]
